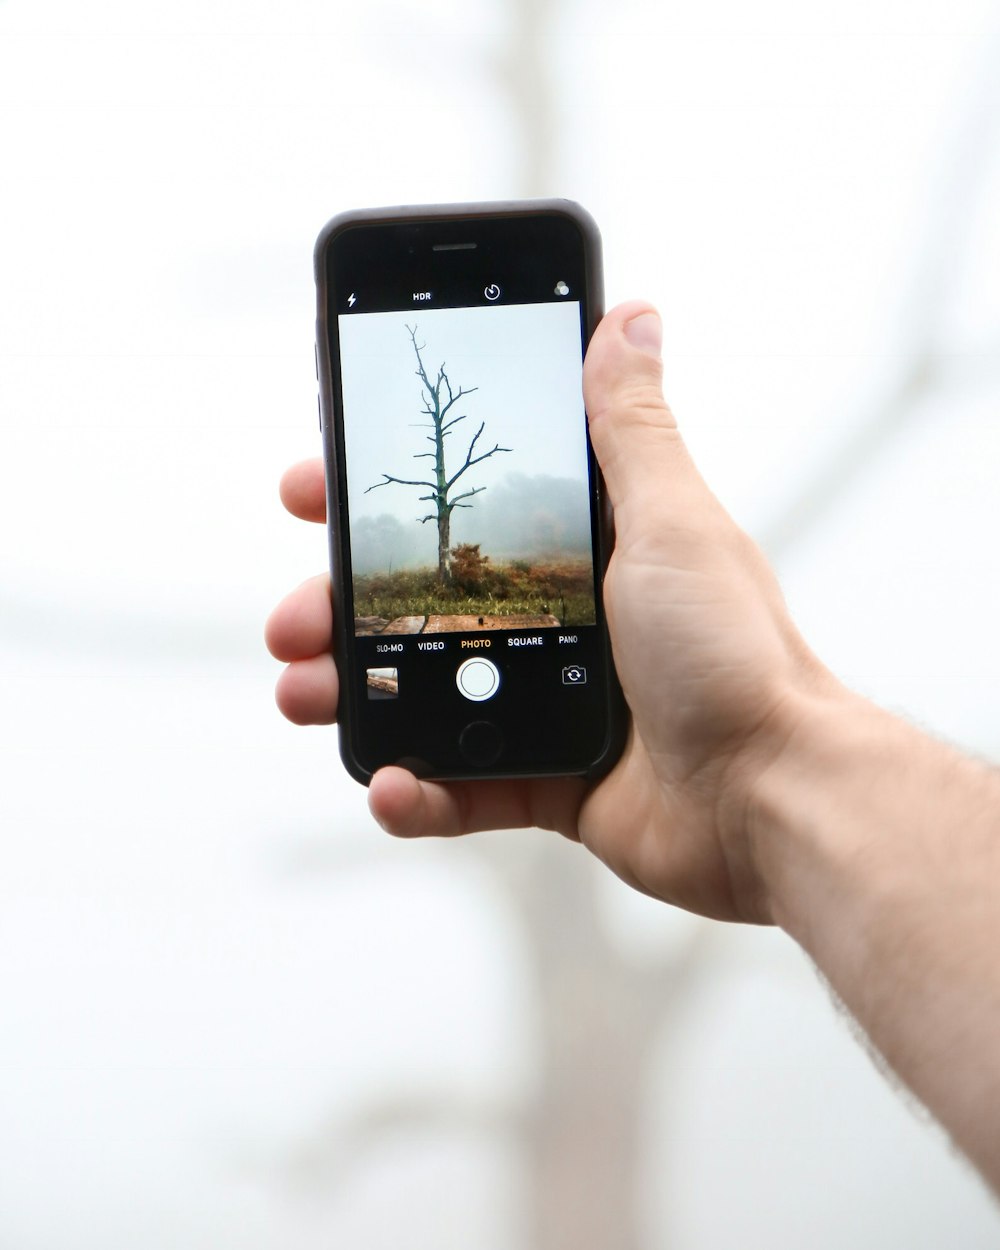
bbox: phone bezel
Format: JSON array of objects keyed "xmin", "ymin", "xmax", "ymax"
[{"xmin": 314, "ymin": 200, "xmax": 624, "ymax": 784}]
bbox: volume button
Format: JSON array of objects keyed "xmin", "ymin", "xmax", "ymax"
[{"xmin": 317, "ymin": 393, "xmax": 322, "ymax": 431}]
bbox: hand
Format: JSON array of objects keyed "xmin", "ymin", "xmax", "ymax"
[{"xmin": 266, "ymin": 302, "xmax": 831, "ymax": 922}]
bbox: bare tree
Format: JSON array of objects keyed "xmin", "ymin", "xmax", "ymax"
[{"xmin": 365, "ymin": 325, "xmax": 511, "ymax": 585}]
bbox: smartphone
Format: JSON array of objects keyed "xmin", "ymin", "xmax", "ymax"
[{"xmin": 314, "ymin": 200, "xmax": 625, "ymax": 784}]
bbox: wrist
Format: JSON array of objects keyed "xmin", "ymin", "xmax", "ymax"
[
  {"xmin": 719, "ymin": 674, "xmax": 887, "ymax": 936},
  {"xmin": 728, "ymin": 674, "xmax": 1000, "ymax": 966}
]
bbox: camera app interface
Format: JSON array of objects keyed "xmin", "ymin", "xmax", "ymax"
[{"xmin": 339, "ymin": 301, "xmax": 595, "ymax": 642}]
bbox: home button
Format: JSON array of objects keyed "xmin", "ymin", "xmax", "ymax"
[{"xmin": 459, "ymin": 720, "xmax": 504, "ymax": 768}]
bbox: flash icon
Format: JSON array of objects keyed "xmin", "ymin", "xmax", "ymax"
[{"xmin": 347, "ymin": 293, "xmax": 356, "ymax": 308}]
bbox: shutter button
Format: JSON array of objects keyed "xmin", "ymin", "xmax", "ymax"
[{"xmin": 455, "ymin": 657, "xmax": 500, "ymax": 702}]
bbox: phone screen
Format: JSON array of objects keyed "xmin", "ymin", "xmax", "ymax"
[
  {"xmin": 319, "ymin": 207, "xmax": 621, "ymax": 779},
  {"xmin": 341, "ymin": 299, "xmax": 594, "ymax": 633}
]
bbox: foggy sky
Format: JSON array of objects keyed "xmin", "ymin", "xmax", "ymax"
[{"xmin": 339, "ymin": 302, "xmax": 592, "ymax": 573}]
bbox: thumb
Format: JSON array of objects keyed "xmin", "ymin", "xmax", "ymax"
[{"xmin": 584, "ymin": 301, "xmax": 706, "ymax": 521}]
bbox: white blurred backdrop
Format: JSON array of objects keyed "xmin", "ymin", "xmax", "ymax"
[{"xmin": 1, "ymin": 1, "xmax": 999, "ymax": 1246}]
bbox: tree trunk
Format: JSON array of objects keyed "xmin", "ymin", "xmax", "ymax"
[
  {"xmin": 437, "ymin": 507, "xmax": 452, "ymax": 585},
  {"xmin": 518, "ymin": 848, "xmax": 651, "ymax": 1250}
]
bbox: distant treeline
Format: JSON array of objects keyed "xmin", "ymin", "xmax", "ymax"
[{"xmin": 351, "ymin": 472, "xmax": 591, "ymax": 575}]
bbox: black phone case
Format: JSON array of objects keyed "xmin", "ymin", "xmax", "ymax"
[{"xmin": 314, "ymin": 199, "xmax": 625, "ymax": 785}]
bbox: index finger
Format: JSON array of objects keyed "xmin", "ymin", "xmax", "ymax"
[{"xmin": 280, "ymin": 458, "xmax": 326, "ymax": 523}]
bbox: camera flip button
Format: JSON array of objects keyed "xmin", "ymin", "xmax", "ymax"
[{"xmin": 456, "ymin": 657, "xmax": 500, "ymax": 702}]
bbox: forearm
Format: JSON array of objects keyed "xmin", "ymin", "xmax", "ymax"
[{"xmin": 744, "ymin": 685, "xmax": 1000, "ymax": 1190}]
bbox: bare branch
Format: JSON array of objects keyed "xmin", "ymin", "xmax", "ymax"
[
  {"xmin": 406, "ymin": 325, "xmax": 437, "ymax": 402},
  {"xmin": 277, "ymin": 1090, "xmax": 517, "ymax": 1196},
  {"xmin": 440, "ymin": 380, "xmax": 479, "ymax": 418},
  {"xmin": 451, "ymin": 486, "xmax": 486, "ymax": 507},
  {"xmin": 759, "ymin": 36, "xmax": 1000, "ymax": 561},
  {"xmin": 447, "ymin": 421, "xmax": 512, "ymax": 489},
  {"xmin": 365, "ymin": 473, "xmax": 437, "ymax": 494}
]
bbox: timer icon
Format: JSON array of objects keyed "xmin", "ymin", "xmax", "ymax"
[{"xmin": 484, "ymin": 283, "xmax": 501, "ymax": 301}]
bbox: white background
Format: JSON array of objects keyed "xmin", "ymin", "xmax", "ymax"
[{"xmin": 1, "ymin": 0, "xmax": 999, "ymax": 1246}]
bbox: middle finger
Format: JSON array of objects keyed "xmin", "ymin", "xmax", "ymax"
[{"xmin": 265, "ymin": 572, "xmax": 332, "ymax": 661}]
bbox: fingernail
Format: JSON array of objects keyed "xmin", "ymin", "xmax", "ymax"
[{"xmin": 623, "ymin": 312, "xmax": 662, "ymax": 358}]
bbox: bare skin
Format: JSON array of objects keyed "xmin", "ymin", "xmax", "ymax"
[{"xmin": 266, "ymin": 301, "xmax": 1000, "ymax": 1192}]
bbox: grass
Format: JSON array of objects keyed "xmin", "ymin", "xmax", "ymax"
[{"xmin": 354, "ymin": 557, "xmax": 596, "ymax": 626}]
